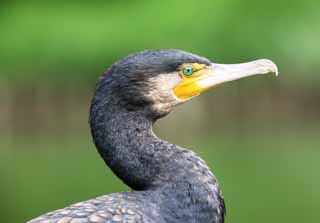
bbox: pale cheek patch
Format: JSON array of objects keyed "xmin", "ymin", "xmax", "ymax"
[{"xmin": 145, "ymin": 72, "xmax": 183, "ymax": 114}]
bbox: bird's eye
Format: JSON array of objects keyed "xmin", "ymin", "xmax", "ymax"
[{"xmin": 182, "ymin": 66, "xmax": 194, "ymax": 76}]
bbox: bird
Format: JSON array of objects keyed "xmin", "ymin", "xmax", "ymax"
[{"xmin": 28, "ymin": 49, "xmax": 278, "ymax": 223}]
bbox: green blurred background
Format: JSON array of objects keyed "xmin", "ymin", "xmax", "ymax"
[{"xmin": 1, "ymin": 0, "xmax": 319, "ymax": 222}]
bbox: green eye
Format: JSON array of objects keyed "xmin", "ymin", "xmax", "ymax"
[{"xmin": 182, "ymin": 66, "xmax": 194, "ymax": 76}]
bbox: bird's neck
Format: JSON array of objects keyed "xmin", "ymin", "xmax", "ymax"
[{"xmin": 90, "ymin": 91, "xmax": 225, "ymax": 222}]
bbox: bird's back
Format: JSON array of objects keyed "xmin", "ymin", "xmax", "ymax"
[{"xmin": 28, "ymin": 192, "xmax": 158, "ymax": 223}]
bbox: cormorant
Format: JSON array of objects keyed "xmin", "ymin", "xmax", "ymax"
[{"xmin": 29, "ymin": 49, "xmax": 278, "ymax": 223}]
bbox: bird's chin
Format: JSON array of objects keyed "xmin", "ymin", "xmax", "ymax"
[{"xmin": 149, "ymin": 103, "xmax": 174, "ymax": 119}]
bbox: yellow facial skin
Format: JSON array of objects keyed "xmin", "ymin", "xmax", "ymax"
[
  {"xmin": 173, "ymin": 60, "xmax": 278, "ymax": 100},
  {"xmin": 173, "ymin": 63, "xmax": 210, "ymax": 100}
]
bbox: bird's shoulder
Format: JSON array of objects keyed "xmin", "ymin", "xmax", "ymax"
[{"xmin": 28, "ymin": 192, "xmax": 151, "ymax": 223}]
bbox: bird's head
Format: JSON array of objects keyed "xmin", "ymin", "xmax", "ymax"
[{"xmin": 99, "ymin": 49, "xmax": 278, "ymax": 119}]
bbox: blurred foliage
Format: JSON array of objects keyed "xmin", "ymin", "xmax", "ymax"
[{"xmin": 0, "ymin": 0, "xmax": 320, "ymax": 83}]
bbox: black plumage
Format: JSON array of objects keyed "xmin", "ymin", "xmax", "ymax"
[{"xmin": 29, "ymin": 50, "xmax": 226, "ymax": 223}]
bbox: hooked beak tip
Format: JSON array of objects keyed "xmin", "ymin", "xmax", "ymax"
[{"xmin": 255, "ymin": 59, "xmax": 279, "ymax": 76}]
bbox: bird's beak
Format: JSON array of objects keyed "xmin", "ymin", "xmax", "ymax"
[{"xmin": 173, "ymin": 59, "xmax": 278, "ymax": 100}]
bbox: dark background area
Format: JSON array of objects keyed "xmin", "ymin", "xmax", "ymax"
[{"xmin": 0, "ymin": 0, "xmax": 319, "ymax": 222}]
